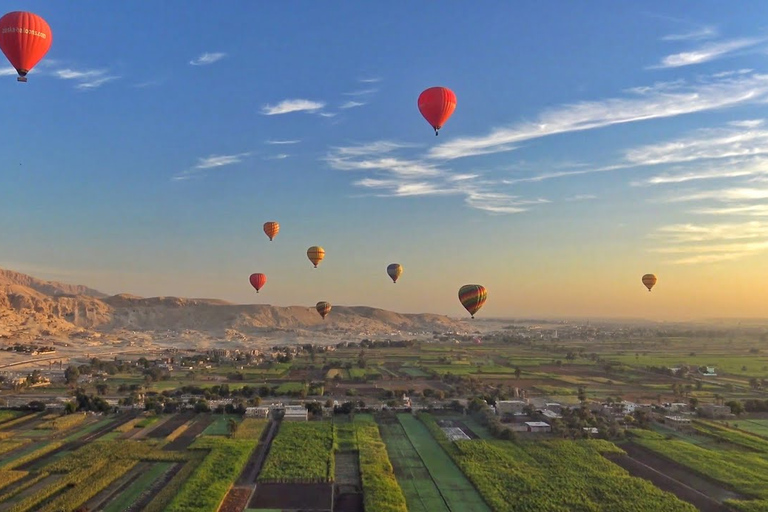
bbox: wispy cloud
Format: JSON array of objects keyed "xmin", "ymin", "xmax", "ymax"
[
  {"xmin": 650, "ymin": 221, "xmax": 768, "ymax": 264},
  {"xmin": 261, "ymin": 99, "xmax": 325, "ymax": 115},
  {"xmin": 190, "ymin": 52, "xmax": 226, "ymax": 66},
  {"xmin": 565, "ymin": 194, "xmax": 597, "ymax": 201},
  {"xmin": 265, "ymin": 139, "xmax": 300, "ymax": 145},
  {"xmin": 343, "ymin": 88, "xmax": 378, "ymax": 96},
  {"xmin": 54, "ymin": 68, "xmax": 119, "ymax": 89},
  {"xmin": 173, "ymin": 152, "xmax": 251, "ymax": 181},
  {"xmin": 326, "ymin": 142, "xmax": 546, "ymax": 213},
  {"xmin": 661, "ymin": 26, "xmax": 718, "ymax": 42},
  {"xmin": 650, "ymin": 37, "xmax": 766, "ymax": 69},
  {"xmin": 0, "ymin": 67, "xmax": 18, "ymax": 76},
  {"xmin": 358, "ymin": 77, "xmax": 381, "ymax": 83},
  {"xmin": 428, "ymin": 72, "xmax": 768, "ymax": 160},
  {"xmin": 264, "ymin": 154, "xmax": 289, "ymax": 160},
  {"xmin": 340, "ymin": 101, "xmax": 366, "ymax": 109}
]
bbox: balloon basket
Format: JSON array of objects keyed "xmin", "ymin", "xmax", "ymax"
[{"xmin": 17, "ymin": 76, "xmax": 27, "ymax": 83}]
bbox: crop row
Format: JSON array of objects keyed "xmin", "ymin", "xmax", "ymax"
[
  {"xmin": 0, "ymin": 439, "xmax": 30, "ymax": 456},
  {"xmin": 1, "ymin": 441, "xmax": 64, "ymax": 470},
  {"xmin": 34, "ymin": 412, "xmax": 87, "ymax": 431},
  {"xmin": 693, "ymin": 420, "xmax": 768, "ymax": 453},
  {"xmin": 354, "ymin": 417, "xmax": 408, "ymax": 512},
  {"xmin": 0, "ymin": 470, "xmax": 28, "ymax": 493},
  {"xmin": 259, "ymin": 421, "xmax": 335, "ymax": 482},
  {"xmin": 166, "ymin": 422, "xmax": 190, "ymax": 442},
  {"xmin": 232, "ymin": 418, "xmax": 267, "ymax": 439},
  {"xmin": 165, "ymin": 436, "xmax": 258, "ymax": 512},
  {"xmin": 630, "ymin": 430, "xmax": 768, "ymax": 510},
  {"xmin": 47, "ymin": 440, "xmax": 186, "ymax": 473},
  {"xmin": 37, "ymin": 459, "xmax": 138, "ymax": 512},
  {"xmin": 0, "ymin": 410, "xmax": 25, "ymax": 424},
  {"xmin": 143, "ymin": 452, "xmax": 206, "ymax": 512},
  {"xmin": 418, "ymin": 414, "xmax": 695, "ymax": 512},
  {"xmin": 0, "ymin": 471, "xmax": 49, "ymax": 504},
  {"xmin": 8, "ymin": 457, "xmax": 111, "ymax": 512},
  {"xmin": 0, "ymin": 412, "xmax": 36, "ymax": 431},
  {"xmin": 115, "ymin": 417, "xmax": 142, "ymax": 432}
]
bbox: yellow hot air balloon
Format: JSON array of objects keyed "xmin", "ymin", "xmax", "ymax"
[
  {"xmin": 316, "ymin": 301, "xmax": 332, "ymax": 319},
  {"xmin": 307, "ymin": 246, "xmax": 325, "ymax": 268},
  {"xmin": 263, "ymin": 221, "xmax": 280, "ymax": 241},
  {"xmin": 642, "ymin": 274, "xmax": 657, "ymax": 292},
  {"xmin": 387, "ymin": 263, "xmax": 403, "ymax": 284}
]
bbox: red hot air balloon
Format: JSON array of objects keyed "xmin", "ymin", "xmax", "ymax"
[
  {"xmin": 418, "ymin": 87, "xmax": 457, "ymax": 136},
  {"xmin": 0, "ymin": 12, "xmax": 52, "ymax": 82},
  {"xmin": 249, "ymin": 273, "xmax": 267, "ymax": 293}
]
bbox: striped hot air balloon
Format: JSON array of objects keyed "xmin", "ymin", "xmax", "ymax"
[
  {"xmin": 316, "ymin": 301, "xmax": 332, "ymax": 320},
  {"xmin": 249, "ymin": 273, "xmax": 266, "ymax": 293},
  {"xmin": 263, "ymin": 221, "xmax": 279, "ymax": 241},
  {"xmin": 387, "ymin": 263, "xmax": 403, "ymax": 284},
  {"xmin": 642, "ymin": 274, "xmax": 657, "ymax": 292},
  {"xmin": 458, "ymin": 284, "xmax": 487, "ymax": 318},
  {"xmin": 307, "ymin": 246, "xmax": 325, "ymax": 268}
]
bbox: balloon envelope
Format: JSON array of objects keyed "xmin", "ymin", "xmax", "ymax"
[
  {"xmin": 316, "ymin": 301, "xmax": 332, "ymax": 319},
  {"xmin": 642, "ymin": 274, "xmax": 657, "ymax": 292},
  {"xmin": 263, "ymin": 221, "xmax": 280, "ymax": 241},
  {"xmin": 387, "ymin": 263, "xmax": 403, "ymax": 283},
  {"xmin": 307, "ymin": 246, "xmax": 325, "ymax": 268},
  {"xmin": 249, "ymin": 273, "xmax": 267, "ymax": 293},
  {"xmin": 0, "ymin": 11, "xmax": 52, "ymax": 81},
  {"xmin": 418, "ymin": 87, "xmax": 457, "ymax": 135},
  {"xmin": 458, "ymin": 284, "xmax": 487, "ymax": 318}
]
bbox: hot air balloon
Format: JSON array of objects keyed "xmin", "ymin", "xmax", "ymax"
[
  {"xmin": 249, "ymin": 273, "xmax": 267, "ymax": 293},
  {"xmin": 0, "ymin": 12, "xmax": 52, "ymax": 82},
  {"xmin": 316, "ymin": 301, "xmax": 331, "ymax": 320},
  {"xmin": 458, "ymin": 284, "xmax": 487, "ymax": 319},
  {"xmin": 387, "ymin": 263, "xmax": 403, "ymax": 284},
  {"xmin": 263, "ymin": 221, "xmax": 280, "ymax": 242},
  {"xmin": 642, "ymin": 274, "xmax": 657, "ymax": 292},
  {"xmin": 418, "ymin": 87, "xmax": 457, "ymax": 136},
  {"xmin": 307, "ymin": 246, "xmax": 325, "ymax": 268}
]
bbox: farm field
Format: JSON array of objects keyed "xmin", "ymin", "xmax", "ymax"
[
  {"xmin": 718, "ymin": 418, "xmax": 768, "ymax": 438},
  {"xmin": 377, "ymin": 413, "xmax": 490, "ymax": 512},
  {"xmin": 258, "ymin": 421, "xmax": 335, "ymax": 482},
  {"xmin": 417, "ymin": 414, "xmax": 696, "ymax": 512},
  {"xmin": 630, "ymin": 425, "xmax": 768, "ymax": 511}
]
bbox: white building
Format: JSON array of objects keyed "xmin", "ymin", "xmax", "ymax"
[
  {"xmin": 525, "ymin": 421, "xmax": 551, "ymax": 433},
  {"xmin": 283, "ymin": 405, "xmax": 308, "ymax": 421}
]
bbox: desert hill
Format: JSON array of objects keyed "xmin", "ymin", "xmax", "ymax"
[{"xmin": 0, "ymin": 268, "xmax": 468, "ymax": 343}]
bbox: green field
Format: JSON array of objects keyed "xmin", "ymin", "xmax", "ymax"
[
  {"xmin": 397, "ymin": 415, "xmax": 490, "ymax": 511},
  {"xmin": 259, "ymin": 421, "xmax": 335, "ymax": 482},
  {"xmin": 202, "ymin": 414, "xmax": 242, "ymax": 436},
  {"xmin": 722, "ymin": 418, "xmax": 768, "ymax": 439},
  {"xmin": 378, "ymin": 417, "xmax": 451, "ymax": 512},
  {"xmin": 103, "ymin": 462, "xmax": 175, "ymax": 512}
]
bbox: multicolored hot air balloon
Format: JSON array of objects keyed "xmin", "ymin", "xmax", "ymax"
[
  {"xmin": 316, "ymin": 301, "xmax": 331, "ymax": 320},
  {"xmin": 642, "ymin": 274, "xmax": 657, "ymax": 292},
  {"xmin": 0, "ymin": 11, "xmax": 52, "ymax": 82},
  {"xmin": 387, "ymin": 263, "xmax": 403, "ymax": 284},
  {"xmin": 418, "ymin": 87, "xmax": 457, "ymax": 136},
  {"xmin": 263, "ymin": 221, "xmax": 280, "ymax": 242},
  {"xmin": 307, "ymin": 246, "xmax": 325, "ymax": 268},
  {"xmin": 458, "ymin": 284, "xmax": 487, "ymax": 319},
  {"xmin": 249, "ymin": 273, "xmax": 267, "ymax": 293}
]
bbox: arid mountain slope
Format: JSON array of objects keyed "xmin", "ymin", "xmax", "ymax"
[{"xmin": 0, "ymin": 268, "xmax": 467, "ymax": 340}]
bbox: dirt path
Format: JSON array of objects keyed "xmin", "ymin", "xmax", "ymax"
[{"xmin": 610, "ymin": 443, "xmax": 745, "ymax": 512}]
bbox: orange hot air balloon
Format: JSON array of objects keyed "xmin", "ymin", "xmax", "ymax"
[
  {"xmin": 307, "ymin": 246, "xmax": 325, "ymax": 268},
  {"xmin": 263, "ymin": 221, "xmax": 279, "ymax": 242},
  {"xmin": 249, "ymin": 273, "xmax": 267, "ymax": 293},
  {"xmin": 387, "ymin": 263, "xmax": 403, "ymax": 284},
  {"xmin": 642, "ymin": 274, "xmax": 657, "ymax": 292},
  {"xmin": 418, "ymin": 87, "xmax": 457, "ymax": 136},
  {"xmin": 0, "ymin": 12, "xmax": 52, "ymax": 82},
  {"xmin": 316, "ymin": 301, "xmax": 332, "ymax": 320},
  {"xmin": 458, "ymin": 284, "xmax": 487, "ymax": 319}
]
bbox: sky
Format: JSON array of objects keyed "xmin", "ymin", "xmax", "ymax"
[{"xmin": 2, "ymin": 2, "xmax": 768, "ymax": 320}]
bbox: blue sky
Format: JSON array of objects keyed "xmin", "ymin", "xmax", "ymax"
[{"xmin": 2, "ymin": 1, "xmax": 768, "ymax": 319}]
